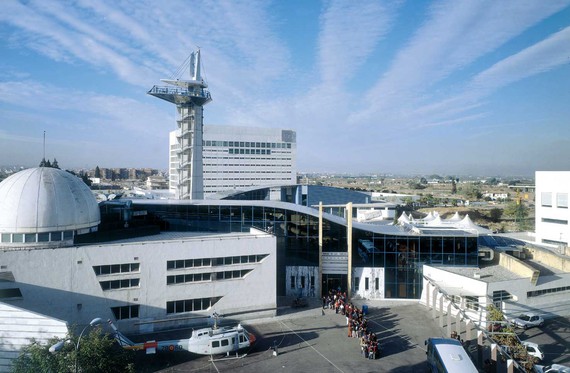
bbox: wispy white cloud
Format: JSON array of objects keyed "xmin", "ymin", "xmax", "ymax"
[
  {"xmin": 409, "ymin": 25, "xmax": 570, "ymax": 129},
  {"xmin": 0, "ymin": 130, "xmax": 44, "ymax": 144},
  {"xmin": 0, "ymin": 0, "xmax": 293, "ymax": 122},
  {"xmin": 470, "ymin": 25, "xmax": 570, "ymax": 94},
  {"xmin": 0, "ymin": 0, "xmax": 157, "ymax": 86},
  {"xmin": 351, "ymin": 0, "xmax": 569, "ymax": 128},
  {"xmin": 0, "ymin": 0, "xmax": 289, "ymax": 94},
  {"xmin": 317, "ymin": 0, "xmax": 399, "ymax": 87},
  {"xmin": 0, "ymin": 80, "xmax": 167, "ymax": 135},
  {"xmin": 228, "ymin": 0, "xmax": 402, "ymax": 152}
]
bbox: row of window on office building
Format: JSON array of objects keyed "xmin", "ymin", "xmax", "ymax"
[{"xmin": 205, "ymin": 140, "xmax": 292, "ymax": 149}]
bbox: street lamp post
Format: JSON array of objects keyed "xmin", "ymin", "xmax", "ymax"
[{"xmin": 49, "ymin": 317, "xmax": 103, "ymax": 373}]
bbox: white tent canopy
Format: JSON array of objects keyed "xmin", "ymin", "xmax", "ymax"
[{"xmin": 398, "ymin": 211, "xmax": 491, "ymax": 234}]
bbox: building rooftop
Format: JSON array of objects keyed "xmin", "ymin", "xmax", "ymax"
[
  {"xmin": 432, "ymin": 250, "xmax": 563, "ymax": 285},
  {"xmin": 438, "ymin": 264, "xmax": 527, "ymax": 283},
  {"xmin": 80, "ymin": 229, "xmax": 270, "ymax": 247}
]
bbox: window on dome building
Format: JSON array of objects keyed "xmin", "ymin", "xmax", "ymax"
[{"xmin": 38, "ymin": 232, "xmax": 50, "ymax": 242}]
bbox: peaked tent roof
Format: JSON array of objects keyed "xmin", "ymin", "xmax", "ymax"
[
  {"xmin": 398, "ymin": 213, "xmax": 410, "ymax": 224},
  {"xmin": 446, "ymin": 211, "xmax": 462, "ymax": 222}
]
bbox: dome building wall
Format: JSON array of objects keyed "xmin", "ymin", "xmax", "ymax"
[{"xmin": 0, "ymin": 167, "xmax": 100, "ymax": 248}]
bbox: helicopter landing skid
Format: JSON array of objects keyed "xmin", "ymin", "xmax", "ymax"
[{"xmin": 209, "ymin": 352, "xmax": 248, "ymax": 362}]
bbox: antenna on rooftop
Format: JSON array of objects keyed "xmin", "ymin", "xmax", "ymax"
[{"xmin": 40, "ymin": 131, "xmax": 47, "ymax": 167}]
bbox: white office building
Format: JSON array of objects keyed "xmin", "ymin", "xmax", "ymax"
[
  {"xmin": 170, "ymin": 125, "xmax": 297, "ymax": 198},
  {"xmin": 535, "ymin": 171, "xmax": 570, "ymax": 248}
]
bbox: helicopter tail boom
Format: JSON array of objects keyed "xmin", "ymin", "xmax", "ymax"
[{"xmin": 107, "ymin": 319, "xmax": 140, "ymax": 349}]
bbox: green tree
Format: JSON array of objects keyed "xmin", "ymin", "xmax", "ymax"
[
  {"xmin": 401, "ymin": 196, "xmax": 414, "ymax": 208},
  {"xmin": 11, "ymin": 337, "xmax": 63, "ymax": 373},
  {"xmin": 451, "ymin": 179, "xmax": 457, "ymax": 194},
  {"xmin": 504, "ymin": 201, "xmax": 529, "ymax": 230},
  {"xmin": 12, "ymin": 327, "xmax": 135, "ymax": 373},
  {"xmin": 419, "ymin": 193, "xmax": 436, "ymax": 207},
  {"xmin": 407, "ymin": 181, "xmax": 426, "ymax": 190},
  {"xmin": 485, "ymin": 177, "xmax": 498, "ymax": 185},
  {"xmin": 94, "ymin": 166, "xmax": 101, "ymax": 178},
  {"xmin": 489, "ymin": 208, "xmax": 503, "ymax": 223},
  {"xmin": 461, "ymin": 184, "xmax": 482, "ymax": 200}
]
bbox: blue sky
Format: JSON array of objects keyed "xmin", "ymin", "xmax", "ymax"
[{"xmin": 1, "ymin": 0, "xmax": 569, "ymax": 176}]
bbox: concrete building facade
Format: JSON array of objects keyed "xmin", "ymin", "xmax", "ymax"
[
  {"xmin": 1, "ymin": 230, "xmax": 277, "ymax": 333},
  {"xmin": 170, "ymin": 125, "xmax": 297, "ymax": 198},
  {"xmin": 535, "ymin": 171, "xmax": 570, "ymax": 249},
  {"xmin": 200, "ymin": 125, "xmax": 296, "ymax": 198}
]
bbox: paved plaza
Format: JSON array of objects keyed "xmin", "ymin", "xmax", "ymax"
[{"xmin": 143, "ymin": 300, "xmax": 447, "ymax": 373}]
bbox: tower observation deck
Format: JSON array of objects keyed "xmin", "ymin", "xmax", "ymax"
[{"xmin": 148, "ymin": 50, "xmax": 212, "ymax": 200}]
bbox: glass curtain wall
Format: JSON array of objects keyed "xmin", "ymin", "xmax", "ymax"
[
  {"xmin": 352, "ymin": 228, "xmax": 478, "ymax": 299},
  {"xmin": 134, "ymin": 203, "xmax": 476, "ymax": 299}
]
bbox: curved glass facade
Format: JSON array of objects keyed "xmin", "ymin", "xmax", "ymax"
[{"xmin": 130, "ymin": 201, "xmax": 478, "ymax": 300}]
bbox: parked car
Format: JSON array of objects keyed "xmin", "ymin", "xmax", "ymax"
[
  {"xmin": 534, "ymin": 364, "xmax": 570, "ymax": 373},
  {"xmin": 509, "ymin": 312, "xmax": 545, "ymax": 329},
  {"xmin": 521, "ymin": 341, "xmax": 544, "ymax": 361},
  {"xmin": 501, "ymin": 341, "xmax": 543, "ymax": 362}
]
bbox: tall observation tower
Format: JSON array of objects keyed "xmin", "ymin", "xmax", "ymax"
[{"xmin": 148, "ymin": 50, "xmax": 212, "ymax": 199}]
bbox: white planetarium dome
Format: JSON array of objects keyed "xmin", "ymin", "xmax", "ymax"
[{"xmin": 0, "ymin": 167, "xmax": 100, "ymax": 236}]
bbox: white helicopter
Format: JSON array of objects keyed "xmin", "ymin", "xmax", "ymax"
[{"xmin": 108, "ymin": 312, "xmax": 256, "ymax": 358}]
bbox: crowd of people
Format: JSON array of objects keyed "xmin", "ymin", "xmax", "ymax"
[{"xmin": 322, "ymin": 290, "xmax": 381, "ymax": 360}]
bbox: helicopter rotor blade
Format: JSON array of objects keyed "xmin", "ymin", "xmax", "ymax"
[{"xmin": 133, "ymin": 307, "xmax": 279, "ymax": 326}]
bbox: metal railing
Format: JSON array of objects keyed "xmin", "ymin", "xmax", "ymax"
[{"xmin": 148, "ymin": 85, "xmax": 211, "ymax": 100}]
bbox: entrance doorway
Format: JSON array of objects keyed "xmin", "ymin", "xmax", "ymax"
[{"xmin": 322, "ymin": 274, "xmax": 347, "ymax": 296}]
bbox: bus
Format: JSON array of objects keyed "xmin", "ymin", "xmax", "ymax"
[{"xmin": 425, "ymin": 338, "xmax": 478, "ymax": 373}]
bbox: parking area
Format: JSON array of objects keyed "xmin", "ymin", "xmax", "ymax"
[
  {"xmin": 144, "ymin": 300, "xmax": 446, "ymax": 373},
  {"xmin": 514, "ymin": 317, "xmax": 570, "ymax": 367}
]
